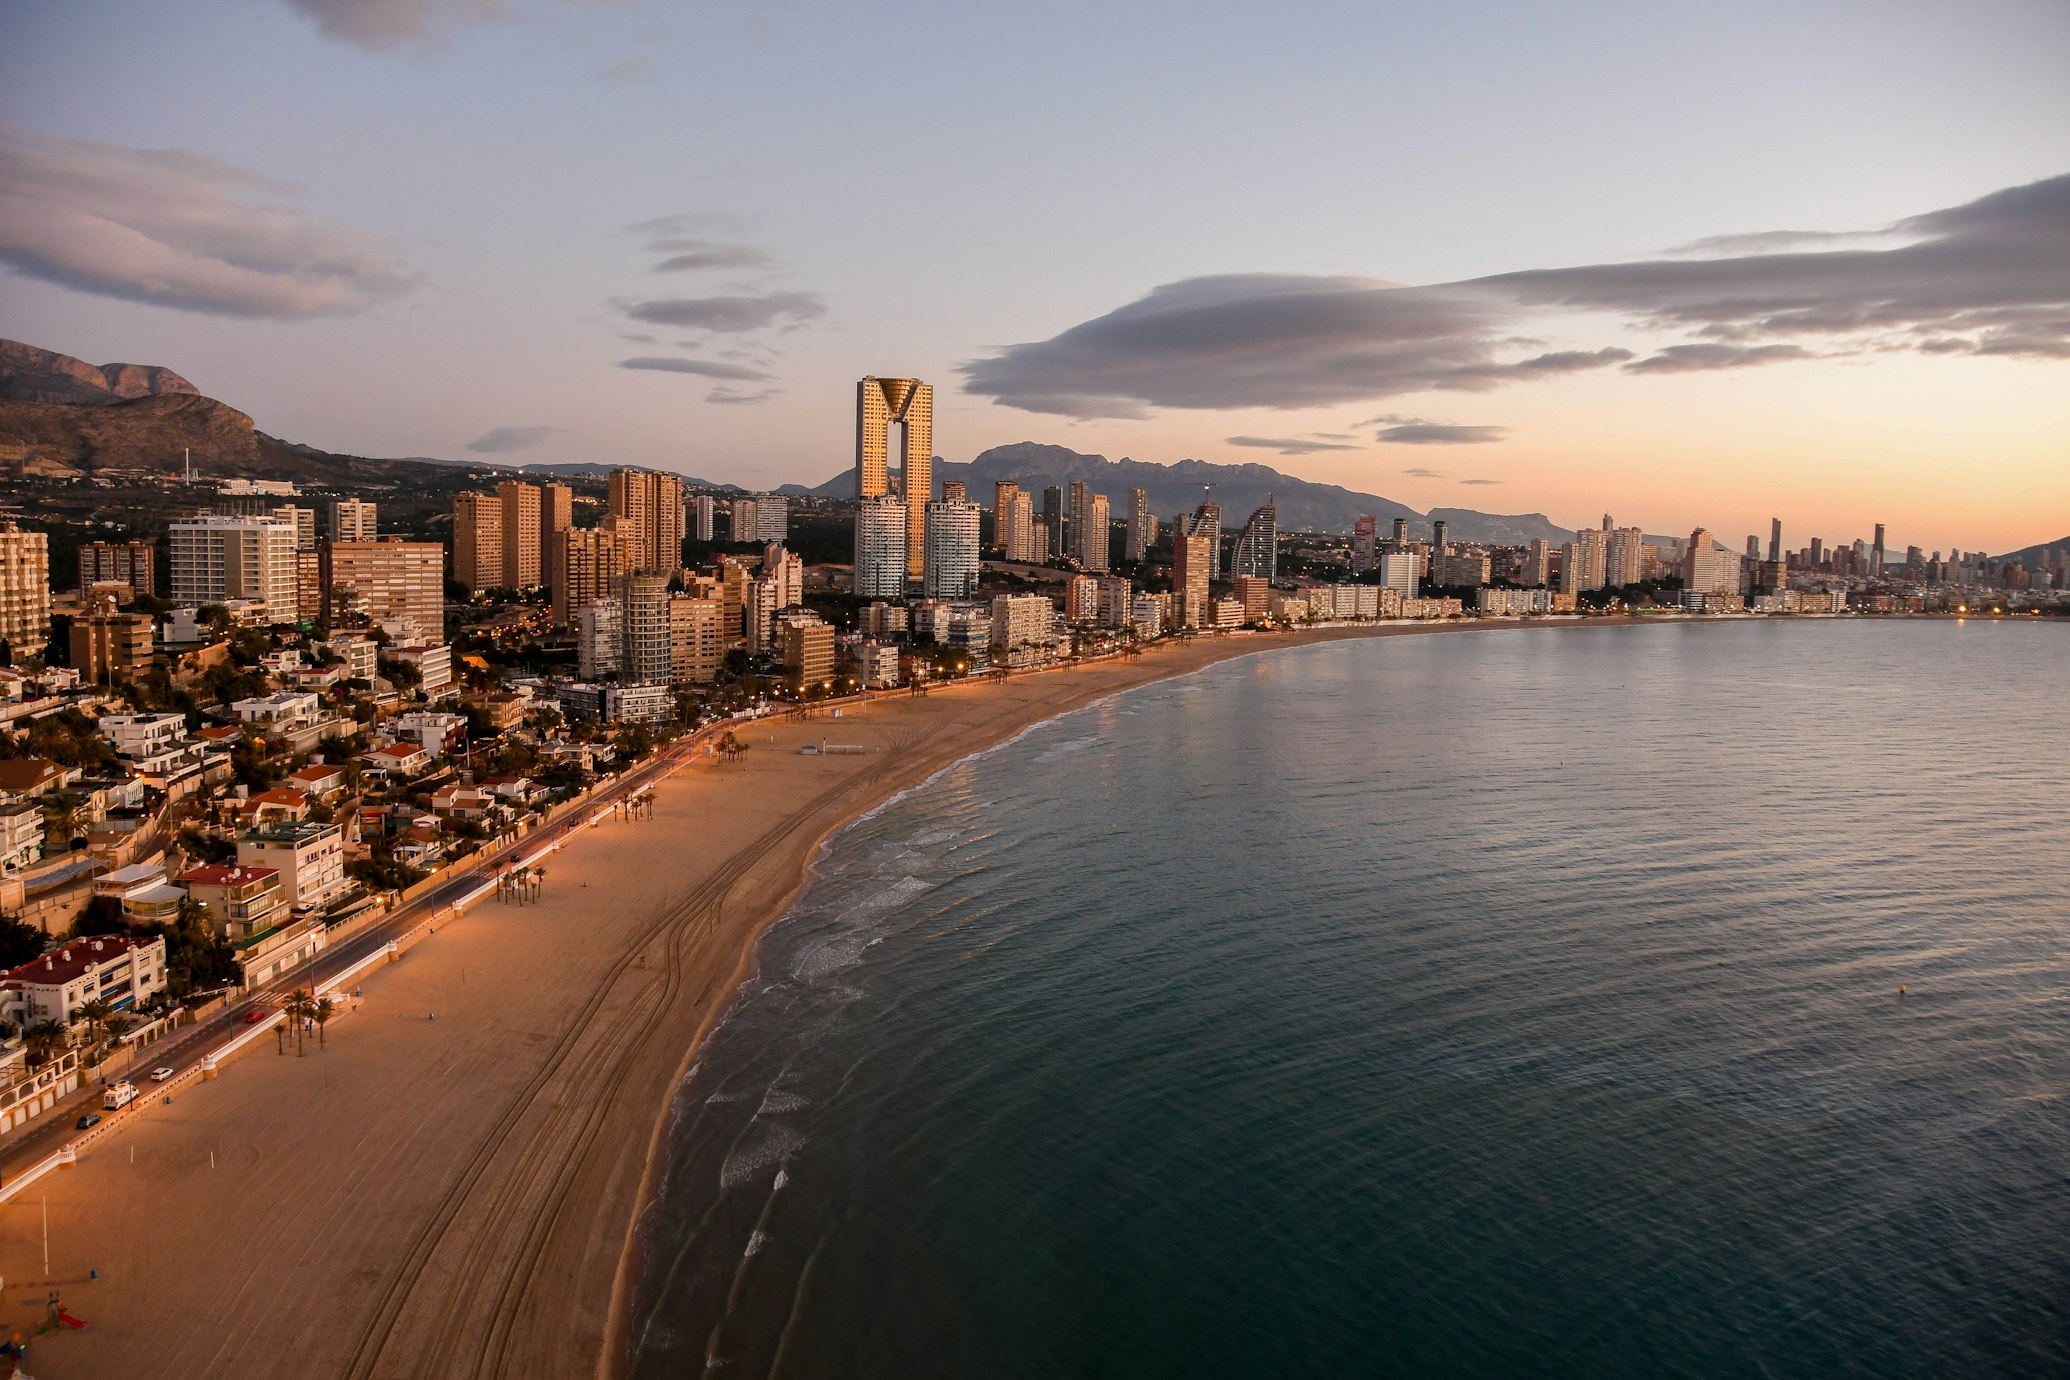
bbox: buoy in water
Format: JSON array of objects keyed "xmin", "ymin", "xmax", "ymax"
[{"xmin": 1899, "ymin": 985, "xmax": 1907, "ymax": 995}]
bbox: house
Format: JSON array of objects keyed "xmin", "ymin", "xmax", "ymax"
[
  {"xmin": 467, "ymin": 693, "xmax": 525, "ymax": 733},
  {"xmin": 0, "ymin": 668, "xmax": 26, "ymax": 703},
  {"xmin": 477, "ymin": 775, "xmax": 537, "ymax": 804},
  {"xmin": 120, "ymin": 882, "xmax": 187, "ymax": 926},
  {"xmin": 430, "ymin": 784, "xmax": 493, "ymax": 820},
  {"xmin": 0, "ymin": 802, "xmax": 45, "ymax": 874},
  {"xmin": 391, "ymin": 711, "xmax": 468, "ymax": 756},
  {"xmin": 179, "ymin": 863, "xmax": 285, "ymax": 940},
  {"xmin": 0, "ymin": 757, "xmax": 77, "ymax": 799},
  {"xmin": 285, "ymin": 762, "xmax": 348, "ymax": 802},
  {"xmin": 237, "ymin": 822, "xmax": 349, "ymax": 914},
  {"xmin": 235, "ymin": 917, "xmax": 328, "ymax": 989},
  {"xmin": 98, "ymin": 712, "xmax": 187, "ymax": 760},
  {"xmin": 196, "ymin": 724, "xmax": 246, "ymax": 748},
  {"xmin": 230, "ymin": 692, "xmax": 323, "ymax": 733},
  {"xmin": 0, "ymin": 934, "xmax": 167, "ymax": 1025},
  {"xmin": 228, "ymin": 787, "xmax": 310, "ymax": 831},
  {"xmin": 359, "ymin": 741, "xmax": 432, "ymax": 781},
  {"xmin": 92, "ymin": 860, "xmax": 167, "ymax": 900}
]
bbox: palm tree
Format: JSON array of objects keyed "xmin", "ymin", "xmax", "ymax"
[
  {"xmin": 313, "ymin": 996, "xmax": 336, "ymax": 1049},
  {"xmin": 76, "ymin": 997, "xmax": 113, "ymax": 1048},
  {"xmin": 23, "ymin": 1020, "xmax": 65, "ymax": 1068},
  {"xmin": 531, "ymin": 867, "xmax": 545, "ymax": 902},
  {"xmin": 284, "ymin": 989, "xmax": 314, "ymax": 1056}
]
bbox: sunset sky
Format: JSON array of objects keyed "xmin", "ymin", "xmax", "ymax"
[{"xmin": 4, "ymin": 0, "xmax": 2067, "ymax": 552}]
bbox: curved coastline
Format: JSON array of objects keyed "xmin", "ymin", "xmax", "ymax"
[{"xmin": 598, "ymin": 615, "xmax": 1649, "ymax": 1378}]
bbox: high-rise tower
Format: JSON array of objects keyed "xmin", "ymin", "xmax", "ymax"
[{"xmin": 856, "ymin": 377, "xmax": 934, "ymax": 579}]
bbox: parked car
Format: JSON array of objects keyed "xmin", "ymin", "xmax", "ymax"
[
  {"xmin": 151, "ymin": 1067, "xmax": 175, "ymax": 1082},
  {"xmin": 75, "ymin": 1113, "xmax": 101, "ymax": 1130}
]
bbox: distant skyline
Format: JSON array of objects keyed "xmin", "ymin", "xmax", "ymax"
[{"xmin": 3, "ymin": 0, "xmax": 2067, "ymax": 550}]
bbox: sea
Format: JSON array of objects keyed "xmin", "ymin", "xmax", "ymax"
[{"xmin": 624, "ymin": 620, "xmax": 2070, "ymax": 1379}]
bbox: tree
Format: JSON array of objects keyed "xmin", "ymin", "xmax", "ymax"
[
  {"xmin": 24, "ymin": 1019, "xmax": 66, "ymax": 1068},
  {"xmin": 283, "ymin": 988, "xmax": 314, "ymax": 1056},
  {"xmin": 76, "ymin": 997, "xmax": 114, "ymax": 1047},
  {"xmin": 0, "ymin": 914, "xmax": 47, "ymax": 969},
  {"xmin": 313, "ymin": 996, "xmax": 336, "ymax": 1048}
]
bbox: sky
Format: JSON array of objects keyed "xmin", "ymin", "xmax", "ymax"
[{"xmin": 3, "ymin": 0, "xmax": 2068, "ymax": 553}]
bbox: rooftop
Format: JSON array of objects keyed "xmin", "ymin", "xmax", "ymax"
[
  {"xmin": 1, "ymin": 934, "xmax": 159, "ymax": 987},
  {"xmin": 179, "ymin": 864, "xmax": 281, "ymax": 886}
]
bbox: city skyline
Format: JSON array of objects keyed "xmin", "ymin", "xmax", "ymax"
[{"xmin": 2, "ymin": 2, "xmax": 2067, "ymax": 552}]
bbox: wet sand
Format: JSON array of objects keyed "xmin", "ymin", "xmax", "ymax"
[{"xmin": 0, "ymin": 620, "xmax": 1622, "ymax": 1379}]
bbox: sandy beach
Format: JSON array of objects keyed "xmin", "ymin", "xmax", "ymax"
[{"xmin": 0, "ymin": 619, "xmax": 1625, "ymax": 1379}]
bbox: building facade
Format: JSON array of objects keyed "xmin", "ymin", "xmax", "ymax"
[
  {"xmin": 856, "ymin": 377, "xmax": 934, "ymax": 579},
  {"xmin": 922, "ymin": 499, "xmax": 981, "ymax": 600},
  {"xmin": 327, "ymin": 541, "xmax": 444, "ymax": 646},
  {"xmin": 168, "ymin": 514, "xmax": 297, "ymax": 623},
  {"xmin": 854, "ymin": 495, "xmax": 911, "ymax": 599}
]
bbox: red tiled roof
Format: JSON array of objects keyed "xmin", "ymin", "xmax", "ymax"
[{"xmin": 0, "ymin": 934, "xmax": 156, "ymax": 987}]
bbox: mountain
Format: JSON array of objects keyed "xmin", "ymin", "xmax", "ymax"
[
  {"xmin": 0, "ymin": 338, "xmax": 199, "ymax": 407},
  {"xmin": 795, "ymin": 442, "xmax": 1576, "ymax": 545},
  {"xmin": 1998, "ymin": 535, "xmax": 2069, "ymax": 565}
]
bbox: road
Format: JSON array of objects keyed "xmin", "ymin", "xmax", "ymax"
[{"xmin": 0, "ymin": 736, "xmax": 696, "ymax": 1186}]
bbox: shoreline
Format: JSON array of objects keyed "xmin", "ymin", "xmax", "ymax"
[{"xmin": 0, "ymin": 616, "xmax": 1648, "ymax": 1379}]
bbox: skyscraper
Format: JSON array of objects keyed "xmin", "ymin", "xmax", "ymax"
[
  {"xmin": 328, "ymin": 499, "xmax": 377, "ymax": 543},
  {"xmin": 499, "ymin": 480, "xmax": 542, "ymax": 589},
  {"xmin": 621, "ymin": 574, "xmax": 673, "ymax": 684},
  {"xmin": 1431, "ymin": 518, "xmax": 1449, "ymax": 553},
  {"xmin": 1521, "ymin": 538, "xmax": 1553, "ymax": 587},
  {"xmin": 1560, "ymin": 528, "xmax": 1607, "ymax": 594},
  {"xmin": 1391, "ymin": 516, "xmax": 1409, "ymax": 547},
  {"xmin": 609, "ymin": 467, "xmax": 687, "ymax": 573},
  {"xmin": 327, "ymin": 540, "xmax": 444, "ymax": 646},
  {"xmin": 169, "ymin": 514, "xmax": 298, "ymax": 622},
  {"xmin": 1683, "ymin": 529, "xmax": 1739, "ymax": 593},
  {"xmin": 992, "ymin": 481, "xmax": 1021, "ymax": 552},
  {"xmin": 540, "ymin": 481, "xmax": 573, "ymax": 593},
  {"xmin": 1125, "ymin": 488, "xmax": 1152, "ymax": 562},
  {"xmin": 1004, "ymin": 490, "xmax": 1038, "ymax": 563},
  {"xmin": 1605, "ymin": 526, "xmax": 1645, "ymax": 587},
  {"xmin": 1173, "ymin": 529, "xmax": 1211, "ymax": 628},
  {"xmin": 1042, "ymin": 486, "xmax": 1065, "ymax": 560},
  {"xmin": 1379, "ymin": 551, "xmax": 1420, "ymax": 596},
  {"xmin": 856, "ymin": 377, "xmax": 934, "ymax": 580},
  {"xmin": 1086, "ymin": 494, "xmax": 1110, "ymax": 572},
  {"xmin": 854, "ymin": 495, "xmax": 911, "ymax": 599},
  {"xmin": 1233, "ymin": 497, "xmax": 1278, "ymax": 580},
  {"xmin": 691, "ymin": 494, "xmax": 716, "ymax": 542},
  {"xmin": 452, "ymin": 492, "xmax": 502, "ymax": 592},
  {"xmin": 1188, "ymin": 500, "xmax": 1223, "ymax": 582},
  {"xmin": 922, "ymin": 499, "xmax": 980, "ymax": 600},
  {"xmin": 1352, "ymin": 516, "xmax": 1377, "ymax": 574},
  {"xmin": 1067, "ymin": 480, "xmax": 1091, "ymax": 565},
  {"xmin": 556, "ymin": 526, "xmax": 627, "ymax": 625},
  {"xmin": 1872, "ymin": 522, "xmax": 1887, "ymax": 576},
  {"xmin": 79, "ymin": 540, "xmax": 155, "ymax": 596},
  {"xmin": 942, "ymin": 480, "xmax": 967, "ymax": 504},
  {"xmin": 1768, "ymin": 518, "xmax": 1783, "ymax": 564},
  {"xmin": 0, "ymin": 522, "xmax": 50, "ymax": 649}
]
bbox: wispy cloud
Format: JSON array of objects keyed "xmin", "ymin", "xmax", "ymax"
[
  {"xmin": 465, "ymin": 425, "xmax": 558, "ymax": 454},
  {"xmin": 0, "ymin": 124, "xmax": 414, "ymax": 319},
  {"xmin": 282, "ymin": 0, "xmax": 505, "ymax": 52},
  {"xmin": 619, "ymin": 291, "xmax": 824, "ymax": 333},
  {"xmin": 1225, "ymin": 435, "xmax": 1360, "ymax": 455},
  {"xmin": 651, "ymin": 243, "xmax": 773, "ymax": 273},
  {"xmin": 1458, "ymin": 478, "xmax": 1502, "ymax": 486},
  {"xmin": 618, "ymin": 356, "xmax": 774, "ymax": 382},
  {"xmin": 1401, "ymin": 467, "xmax": 1447, "ymax": 479},
  {"xmin": 1378, "ymin": 423, "xmax": 1508, "ymax": 445},
  {"xmin": 962, "ymin": 173, "xmax": 2070, "ymax": 416},
  {"xmin": 601, "ymin": 56, "xmax": 657, "ymax": 89},
  {"xmin": 1622, "ymin": 343, "xmax": 1813, "ymax": 374},
  {"xmin": 705, "ymin": 387, "xmax": 782, "ymax": 405}
]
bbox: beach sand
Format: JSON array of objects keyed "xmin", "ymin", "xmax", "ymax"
[{"xmin": 0, "ymin": 621, "xmax": 1614, "ymax": 1379}]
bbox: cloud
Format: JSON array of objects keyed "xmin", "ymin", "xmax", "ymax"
[
  {"xmin": 618, "ymin": 356, "xmax": 774, "ymax": 382},
  {"xmin": 0, "ymin": 124, "xmax": 415, "ymax": 319},
  {"xmin": 1458, "ymin": 478, "xmax": 1502, "ymax": 486},
  {"xmin": 281, "ymin": 0, "xmax": 505, "ymax": 52},
  {"xmin": 620, "ymin": 291, "xmax": 824, "ymax": 333},
  {"xmin": 651, "ymin": 242, "xmax": 773, "ymax": 273},
  {"xmin": 1622, "ymin": 343, "xmax": 1812, "ymax": 375},
  {"xmin": 627, "ymin": 211, "xmax": 747, "ymax": 243},
  {"xmin": 1377, "ymin": 423, "xmax": 1509, "ymax": 444},
  {"xmin": 601, "ymin": 56, "xmax": 657, "ymax": 89},
  {"xmin": 465, "ymin": 425, "xmax": 558, "ymax": 454},
  {"xmin": 1310, "ymin": 431, "xmax": 1355, "ymax": 440},
  {"xmin": 1225, "ymin": 435, "xmax": 1360, "ymax": 455},
  {"xmin": 705, "ymin": 387, "xmax": 781, "ymax": 405},
  {"xmin": 1401, "ymin": 467, "xmax": 1447, "ymax": 479},
  {"xmin": 963, "ymin": 172, "xmax": 2070, "ymax": 416}
]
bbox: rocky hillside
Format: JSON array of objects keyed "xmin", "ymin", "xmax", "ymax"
[{"xmin": 0, "ymin": 338, "xmax": 199, "ymax": 406}]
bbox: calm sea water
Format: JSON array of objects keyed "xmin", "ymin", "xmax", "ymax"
[{"xmin": 625, "ymin": 621, "xmax": 2070, "ymax": 1379}]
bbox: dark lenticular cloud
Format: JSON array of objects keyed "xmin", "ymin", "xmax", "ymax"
[
  {"xmin": 1458, "ymin": 478, "xmax": 1502, "ymax": 486},
  {"xmin": 1623, "ymin": 343, "xmax": 1812, "ymax": 375},
  {"xmin": 1377, "ymin": 423, "xmax": 1508, "ymax": 444},
  {"xmin": 962, "ymin": 173, "xmax": 2070, "ymax": 417},
  {"xmin": 1225, "ymin": 435, "xmax": 1361, "ymax": 455},
  {"xmin": 618, "ymin": 357, "xmax": 774, "ymax": 382}
]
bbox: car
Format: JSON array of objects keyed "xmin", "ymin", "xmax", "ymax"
[
  {"xmin": 150, "ymin": 1066, "xmax": 175, "ymax": 1082},
  {"xmin": 243, "ymin": 1009, "xmax": 267, "ymax": 1023},
  {"xmin": 75, "ymin": 1113, "xmax": 100, "ymax": 1130}
]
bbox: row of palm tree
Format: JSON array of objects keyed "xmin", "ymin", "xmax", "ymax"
[
  {"xmin": 715, "ymin": 730, "xmax": 750, "ymax": 765},
  {"xmin": 274, "ymin": 988, "xmax": 336, "ymax": 1056},
  {"xmin": 496, "ymin": 864, "xmax": 547, "ymax": 904}
]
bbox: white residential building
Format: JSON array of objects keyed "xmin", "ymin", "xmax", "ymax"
[
  {"xmin": 168, "ymin": 513, "xmax": 300, "ymax": 623},
  {"xmin": 0, "ymin": 935, "xmax": 167, "ymax": 1025},
  {"xmin": 237, "ymin": 822, "xmax": 349, "ymax": 914},
  {"xmin": 854, "ymin": 495, "xmax": 910, "ymax": 599},
  {"xmin": 923, "ymin": 500, "xmax": 981, "ymax": 600}
]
